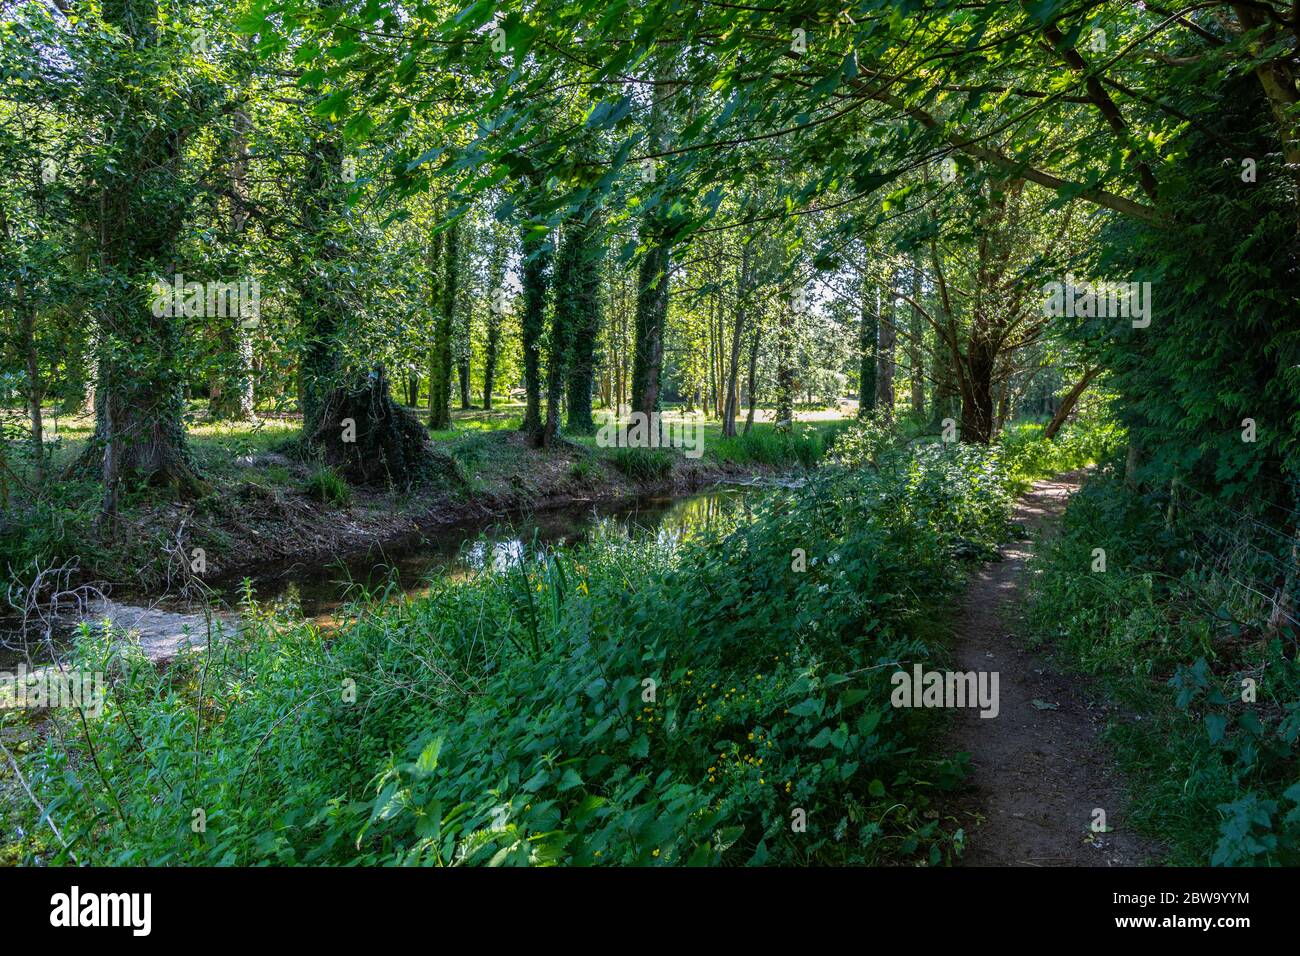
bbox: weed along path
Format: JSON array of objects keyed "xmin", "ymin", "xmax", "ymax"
[{"xmin": 944, "ymin": 471, "xmax": 1159, "ymax": 866}]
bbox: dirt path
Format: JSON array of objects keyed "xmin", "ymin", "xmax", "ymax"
[{"xmin": 945, "ymin": 470, "xmax": 1160, "ymax": 866}]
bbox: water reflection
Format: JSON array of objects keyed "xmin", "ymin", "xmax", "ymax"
[{"xmin": 234, "ymin": 486, "xmax": 763, "ymax": 622}]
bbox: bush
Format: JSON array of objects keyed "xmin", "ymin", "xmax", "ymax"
[
  {"xmin": 607, "ymin": 447, "xmax": 674, "ymax": 482},
  {"xmin": 1026, "ymin": 470, "xmax": 1300, "ymax": 865},
  {"xmin": 997, "ymin": 417, "xmax": 1123, "ymax": 493},
  {"xmin": 302, "ymin": 466, "xmax": 352, "ymax": 506},
  {"xmin": 12, "ymin": 442, "xmax": 1022, "ymax": 866}
]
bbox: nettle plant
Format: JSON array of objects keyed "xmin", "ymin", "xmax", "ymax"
[{"xmin": 21, "ymin": 442, "xmax": 1018, "ymax": 866}]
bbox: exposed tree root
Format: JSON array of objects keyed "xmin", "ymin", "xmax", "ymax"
[{"xmin": 305, "ymin": 368, "xmax": 454, "ymax": 487}]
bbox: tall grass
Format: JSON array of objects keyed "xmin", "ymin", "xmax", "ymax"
[
  {"xmin": 8, "ymin": 435, "xmax": 1022, "ymax": 866},
  {"xmin": 1026, "ymin": 466, "xmax": 1300, "ymax": 865}
]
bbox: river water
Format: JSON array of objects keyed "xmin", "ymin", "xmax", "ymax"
[
  {"xmin": 1, "ymin": 486, "xmax": 769, "ymax": 669},
  {"xmin": 240, "ymin": 485, "xmax": 766, "ymax": 622}
]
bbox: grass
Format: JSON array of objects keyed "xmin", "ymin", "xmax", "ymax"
[
  {"xmin": 0, "ymin": 398, "xmax": 855, "ymax": 595},
  {"xmin": 607, "ymin": 447, "xmax": 674, "ymax": 481},
  {"xmin": 1024, "ymin": 460, "xmax": 1300, "ymax": 865},
  {"xmin": 4, "ymin": 433, "xmax": 1019, "ymax": 866},
  {"xmin": 302, "ymin": 466, "xmax": 352, "ymax": 506}
]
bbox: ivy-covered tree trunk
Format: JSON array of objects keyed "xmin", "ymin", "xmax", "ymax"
[
  {"xmin": 0, "ymin": 199, "xmax": 45, "ymax": 482},
  {"xmin": 457, "ymin": 355, "xmax": 472, "ymax": 409},
  {"xmin": 78, "ymin": 0, "xmax": 207, "ymax": 513},
  {"xmin": 630, "ymin": 240, "xmax": 669, "ymax": 417},
  {"xmin": 308, "ymin": 366, "xmax": 442, "ymax": 486},
  {"xmin": 629, "ymin": 74, "xmax": 674, "ymax": 418},
  {"xmin": 456, "ymin": 233, "xmax": 473, "ymax": 410},
  {"xmin": 289, "ymin": 79, "xmax": 435, "ymax": 485},
  {"xmin": 876, "ymin": 280, "xmax": 896, "ymax": 422},
  {"xmin": 482, "ymin": 229, "xmax": 507, "ymax": 411},
  {"xmin": 519, "ymin": 221, "xmax": 551, "ymax": 440},
  {"xmin": 296, "ymin": 127, "xmax": 345, "ymax": 440},
  {"xmin": 564, "ymin": 209, "xmax": 604, "ymax": 436},
  {"xmin": 209, "ymin": 104, "xmax": 256, "ymax": 422},
  {"xmin": 858, "ymin": 283, "xmax": 878, "ymax": 418},
  {"xmin": 428, "ymin": 221, "xmax": 459, "ymax": 431}
]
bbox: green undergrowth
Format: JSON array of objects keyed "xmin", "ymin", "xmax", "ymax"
[
  {"xmin": 9, "ymin": 428, "xmax": 1031, "ymax": 866},
  {"xmin": 1027, "ymin": 466, "xmax": 1300, "ymax": 865}
]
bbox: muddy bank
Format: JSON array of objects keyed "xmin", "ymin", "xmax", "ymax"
[
  {"xmin": 198, "ymin": 433, "xmax": 773, "ymax": 596},
  {"xmin": 3, "ymin": 483, "xmax": 766, "ymax": 667}
]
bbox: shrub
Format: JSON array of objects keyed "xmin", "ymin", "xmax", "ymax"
[
  {"xmin": 13, "ymin": 443, "xmax": 1021, "ymax": 866},
  {"xmin": 302, "ymin": 466, "xmax": 352, "ymax": 506},
  {"xmin": 1027, "ymin": 470, "xmax": 1300, "ymax": 865},
  {"xmin": 607, "ymin": 447, "xmax": 674, "ymax": 482},
  {"xmin": 997, "ymin": 417, "xmax": 1123, "ymax": 493}
]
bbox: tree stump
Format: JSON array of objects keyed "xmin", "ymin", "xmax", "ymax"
[{"xmin": 306, "ymin": 368, "xmax": 450, "ymax": 487}]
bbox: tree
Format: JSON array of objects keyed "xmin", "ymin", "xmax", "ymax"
[
  {"xmin": 858, "ymin": 277, "xmax": 877, "ymax": 419},
  {"xmin": 629, "ymin": 71, "xmax": 677, "ymax": 417},
  {"xmin": 428, "ymin": 220, "xmax": 459, "ymax": 432},
  {"xmin": 563, "ymin": 207, "xmax": 605, "ymax": 436},
  {"xmin": 518, "ymin": 218, "xmax": 551, "ymax": 442},
  {"xmin": 73, "ymin": 0, "xmax": 216, "ymax": 513},
  {"xmin": 482, "ymin": 219, "xmax": 509, "ymax": 411}
]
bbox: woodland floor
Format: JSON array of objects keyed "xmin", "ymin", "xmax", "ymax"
[
  {"xmin": 945, "ymin": 471, "xmax": 1163, "ymax": 866},
  {"xmin": 3, "ymin": 402, "xmax": 831, "ymax": 596}
]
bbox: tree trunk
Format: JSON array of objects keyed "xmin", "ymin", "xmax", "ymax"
[
  {"xmin": 1043, "ymin": 367, "xmax": 1100, "ymax": 439},
  {"xmin": 960, "ymin": 333, "xmax": 996, "ymax": 444},
  {"xmin": 297, "ymin": 127, "xmax": 345, "ymax": 440},
  {"xmin": 564, "ymin": 210, "xmax": 604, "ymax": 436},
  {"xmin": 518, "ymin": 220, "xmax": 551, "ymax": 441},
  {"xmin": 929, "ymin": 348, "xmax": 958, "ymax": 430},
  {"xmin": 209, "ymin": 103, "xmax": 256, "ymax": 422},
  {"xmin": 428, "ymin": 221, "xmax": 459, "ymax": 432},
  {"xmin": 876, "ymin": 282, "xmax": 896, "ymax": 422},
  {"xmin": 744, "ymin": 317, "xmax": 762, "ymax": 435},
  {"xmin": 483, "ymin": 227, "xmax": 508, "ymax": 411},
  {"xmin": 630, "ymin": 241, "xmax": 670, "ymax": 416},
  {"xmin": 308, "ymin": 366, "xmax": 444, "ymax": 487},
  {"xmin": 774, "ymin": 299, "xmax": 795, "ymax": 430},
  {"xmin": 630, "ymin": 72, "xmax": 674, "ymax": 417},
  {"xmin": 858, "ymin": 284, "xmax": 878, "ymax": 418},
  {"xmin": 722, "ymin": 241, "xmax": 750, "ymax": 438},
  {"xmin": 2, "ymin": 200, "xmax": 46, "ymax": 482},
  {"xmin": 75, "ymin": 0, "xmax": 207, "ymax": 512},
  {"xmin": 908, "ymin": 257, "xmax": 924, "ymax": 418},
  {"xmin": 456, "ymin": 235, "xmax": 472, "ymax": 411}
]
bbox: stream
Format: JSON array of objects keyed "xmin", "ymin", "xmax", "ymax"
[
  {"xmin": 0, "ymin": 484, "xmax": 772, "ymax": 668},
  {"xmin": 236, "ymin": 484, "xmax": 766, "ymax": 622}
]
